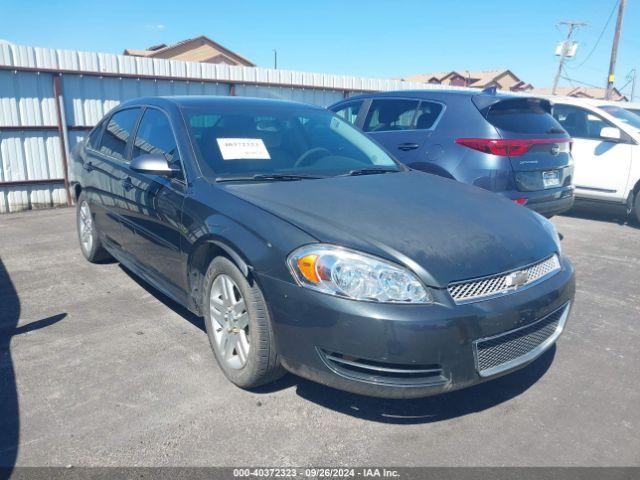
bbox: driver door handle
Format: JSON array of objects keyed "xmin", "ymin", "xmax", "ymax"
[{"xmin": 398, "ymin": 143, "xmax": 420, "ymax": 151}]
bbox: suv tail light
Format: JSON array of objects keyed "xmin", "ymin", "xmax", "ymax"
[{"xmin": 455, "ymin": 138, "xmax": 570, "ymax": 157}]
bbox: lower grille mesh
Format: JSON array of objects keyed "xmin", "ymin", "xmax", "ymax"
[{"xmin": 474, "ymin": 303, "xmax": 568, "ymax": 376}]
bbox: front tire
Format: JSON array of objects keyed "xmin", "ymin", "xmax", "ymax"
[
  {"xmin": 76, "ymin": 192, "xmax": 111, "ymax": 263},
  {"xmin": 632, "ymin": 191, "xmax": 640, "ymax": 225},
  {"xmin": 203, "ymin": 257, "xmax": 284, "ymax": 388}
]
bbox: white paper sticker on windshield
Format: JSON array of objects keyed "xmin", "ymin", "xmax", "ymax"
[{"xmin": 217, "ymin": 138, "xmax": 271, "ymax": 160}]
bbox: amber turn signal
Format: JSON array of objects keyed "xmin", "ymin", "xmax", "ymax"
[{"xmin": 297, "ymin": 254, "xmax": 320, "ymax": 283}]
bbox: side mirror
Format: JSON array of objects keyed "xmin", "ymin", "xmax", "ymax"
[
  {"xmin": 599, "ymin": 126, "xmax": 621, "ymax": 141},
  {"xmin": 130, "ymin": 154, "xmax": 178, "ymax": 176}
]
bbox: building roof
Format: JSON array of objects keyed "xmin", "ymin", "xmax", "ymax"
[
  {"xmin": 465, "ymin": 69, "xmax": 513, "ymax": 87},
  {"xmin": 123, "ymin": 35, "xmax": 255, "ymax": 66},
  {"xmin": 400, "ymin": 69, "xmax": 524, "ymax": 88},
  {"xmin": 529, "ymin": 86, "xmax": 627, "ymax": 101}
]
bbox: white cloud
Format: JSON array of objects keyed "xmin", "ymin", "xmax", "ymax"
[{"xmin": 145, "ymin": 23, "xmax": 166, "ymax": 30}]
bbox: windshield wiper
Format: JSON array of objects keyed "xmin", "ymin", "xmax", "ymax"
[
  {"xmin": 338, "ymin": 167, "xmax": 401, "ymax": 177},
  {"xmin": 216, "ymin": 173, "xmax": 324, "ymax": 183}
]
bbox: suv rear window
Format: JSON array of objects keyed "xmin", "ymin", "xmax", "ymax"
[{"xmin": 481, "ymin": 98, "xmax": 565, "ymax": 135}]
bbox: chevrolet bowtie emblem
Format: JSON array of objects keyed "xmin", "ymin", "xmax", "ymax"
[{"xmin": 505, "ymin": 270, "xmax": 529, "ymax": 288}]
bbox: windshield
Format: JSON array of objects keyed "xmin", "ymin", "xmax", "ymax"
[
  {"xmin": 182, "ymin": 103, "xmax": 401, "ymax": 180},
  {"xmin": 601, "ymin": 105, "xmax": 640, "ymax": 130}
]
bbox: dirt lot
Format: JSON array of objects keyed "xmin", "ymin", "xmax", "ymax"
[{"xmin": 0, "ymin": 206, "xmax": 638, "ymax": 467}]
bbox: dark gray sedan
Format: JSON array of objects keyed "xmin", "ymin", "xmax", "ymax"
[{"xmin": 71, "ymin": 96, "xmax": 575, "ymax": 398}]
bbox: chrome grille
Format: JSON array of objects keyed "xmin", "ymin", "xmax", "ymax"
[
  {"xmin": 448, "ymin": 255, "xmax": 561, "ymax": 304},
  {"xmin": 474, "ymin": 302, "xmax": 570, "ymax": 377}
]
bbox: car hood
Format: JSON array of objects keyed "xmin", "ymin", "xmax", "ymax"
[{"xmin": 221, "ymin": 171, "xmax": 558, "ymax": 288}]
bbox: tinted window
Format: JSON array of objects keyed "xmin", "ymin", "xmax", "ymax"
[
  {"xmin": 133, "ymin": 109, "xmax": 182, "ymax": 177},
  {"xmin": 99, "ymin": 108, "xmax": 140, "ymax": 161},
  {"xmin": 332, "ymin": 100, "xmax": 363, "ymax": 125},
  {"xmin": 363, "ymin": 99, "xmax": 420, "ymax": 132},
  {"xmin": 86, "ymin": 120, "xmax": 104, "ymax": 150},
  {"xmin": 414, "ymin": 101, "xmax": 444, "ymax": 130},
  {"xmin": 553, "ymin": 105, "xmax": 611, "ymax": 140},
  {"xmin": 182, "ymin": 104, "xmax": 399, "ymax": 179},
  {"xmin": 485, "ymin": 98, "xmax": 564, "ymax": 135}
]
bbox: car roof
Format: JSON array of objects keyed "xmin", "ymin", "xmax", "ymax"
[
  {"xmin": 533, "ymin": 95, "xmax": 624, "ymax": 109},
  {"xmin": 340, "ymin": 88, "xmax": 523, "ymax": 103},
  {"xmin": 117, "ymin": 95, "xmax": 324, "ymax": 111}
]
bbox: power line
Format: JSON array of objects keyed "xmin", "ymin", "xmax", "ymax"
[
  {"xmin": 568, "ymin": 0, "xmax": 618, "ymax": 69},
  {"xmin": 561, "ymin": 66, "xmax": 576, "ymax": 88},
  {"xmin": 560, "ymin": 73, "xmax": 602, "ymax": 90}
]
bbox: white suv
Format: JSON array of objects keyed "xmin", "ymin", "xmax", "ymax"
[{"xmin": 548, "ymin": 97, "xmax": 640, "ymax": 222}]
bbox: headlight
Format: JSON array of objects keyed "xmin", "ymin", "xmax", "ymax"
[
  {"xmin": 287, "ymin": 244, "xmax": 432, "ymax": 304},
  {"xmin": 534, "ymin": 213, "xmax": 562, "ymax": 254}
]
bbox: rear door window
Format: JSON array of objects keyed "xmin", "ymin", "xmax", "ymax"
[
  {"xmin": 484, "ymin": 98, "xmax": 564, "ymax": 135},
  {"xmin": 86, "ymin": 120, "xmax": 105, "ymax": 150},
  {"xmin": 332, "ymin": 100, "xmax": 363, "ymax": 125},
  {"xmin": 414, "ymin": 101, "xmax": 444, "ymax": 130},
  {"xmin": 98, "ymin": 108, "xmax": 141, "ymax": 161},
  {"xmin": 363, "ymin": 99, "xmax": 420, "ymax": 132}
]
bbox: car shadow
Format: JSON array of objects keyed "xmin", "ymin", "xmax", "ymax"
[
  {"xmin": 0, "ymin": 259, "xmax": 67, "ymax": 474},
  {"xmin": 118, "ymin": 265, "xmax": 205, "ymax": 332},
  {"xmin": 123, "ymin": 262, "xmax": 556, "ymax": 425},
  {"xmin": 291, "ymin": 347, "xmax": 555, "ymax": 424},
  {"xmin": 562, "ymin": 205, "xmax": 638, "ymax": 228}
]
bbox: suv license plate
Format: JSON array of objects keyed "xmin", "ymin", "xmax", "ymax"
[{"xmin": 543, "ymin": 170, "xmax": 561, "ymax": 188}]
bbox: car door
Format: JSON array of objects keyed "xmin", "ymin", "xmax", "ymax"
[
  {"xmin": 553, "ymin": 104, "xmax": 633, "ymax": 202},
  {"xmin": 120, "ymin": 106, "xmax": 188, "ymax": 293},
  {"xmin": 90, "ymin": 107, "xmax": 142, "ymax": 250},
  {"xmin": 361, "ymin": 98, "xmax": 443, "ymax": 164}
]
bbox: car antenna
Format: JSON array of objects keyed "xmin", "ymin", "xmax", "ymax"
[{"xmin": 481, "ymin": 85, "xmax": 497, "ymax": 95}]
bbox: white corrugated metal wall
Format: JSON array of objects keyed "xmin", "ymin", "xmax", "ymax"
[{"xmin": 0, "ymin": 41, "xmax": 464, "ymax": 213}]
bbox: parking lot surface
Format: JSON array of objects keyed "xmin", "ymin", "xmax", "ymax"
[{"xmin": 0, "ymin": 206, "xmax": 638, "ymax": 467}]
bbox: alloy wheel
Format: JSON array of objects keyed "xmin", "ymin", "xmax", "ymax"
[
  {"xmin": 209, "ymin": 274, "xmax": 250, "ymax": 369},
  {"xmin": 79, "ymin": 201, "xmax": 93, "ymax": 254}
]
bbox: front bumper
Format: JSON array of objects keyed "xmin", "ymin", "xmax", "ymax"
[{"xmin": 257, "ymin": 256, "xmax": 575, "ymax": 399}]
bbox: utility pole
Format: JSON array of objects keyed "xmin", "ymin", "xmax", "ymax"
[
  {"xmin": 273, "ymin": 49, "xmax": 278, "ymax": 70},
  {"xmin": 552, "ymin": 21, "xmax": 586, "ymax": 95},
  {"xmin": 605, "ymin": 0, "xmax": 626, "ymax": 100}
]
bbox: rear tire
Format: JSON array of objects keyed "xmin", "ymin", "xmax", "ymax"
[
  {"xmin": 202, "ymin": 256, "xmax": 284, "ymax": 389},
  {"xmin": 76, "ymin": 192, "xmax": 111, "ymax": 263}
]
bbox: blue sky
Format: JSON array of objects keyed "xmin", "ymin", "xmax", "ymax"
[{"xmin": 1, "ymin": 0, "xmax": 638, "ymax": 97}]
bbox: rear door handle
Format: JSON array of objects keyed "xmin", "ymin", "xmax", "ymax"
[
  {"xmin": 83, "ymin": 161, "xmax": 94, "ymax": 172},
  {"xmin": 121, "ymin": 177, "xmax": 134, "ymax": 191},
  {"xmin": 398, "ymin": 143, "xmax": 420, "ymax": 151}
]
